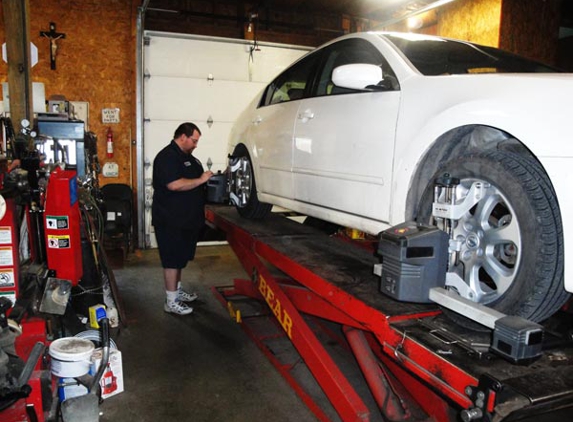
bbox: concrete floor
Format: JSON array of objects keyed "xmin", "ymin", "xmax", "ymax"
[{"xmin": 99, "ymin": 244, "xmax": 318, "ymax": 422}]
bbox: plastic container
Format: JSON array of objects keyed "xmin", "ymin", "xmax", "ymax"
[
  {"xmin": 49, "ymin": 337, "xmax": 95, "ymax": 377},
  {"xmin": 74, "ymin": 330, "xmax": 118, "ymax": 349}
]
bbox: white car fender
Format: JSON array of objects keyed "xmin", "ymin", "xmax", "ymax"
[{"xmin": 390, "ymin": 78, "xmax": 573, "ymax": 294}]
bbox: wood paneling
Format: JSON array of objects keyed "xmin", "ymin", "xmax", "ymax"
[
  {"xmin": 383, "ymin": 0, "xmax": 561, "ymax": 66},
  {"xmin": 499, "ymin": 0, "xmax": 560, "ymax": 65},
  {"xmin": 0, "ymin": 0, "xmax": 138, "ymax": 188},
  {"xmin": 438, "ymin": 0, "xmax": 502, "ymax": 47}
]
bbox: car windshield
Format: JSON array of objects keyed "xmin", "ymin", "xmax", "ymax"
[{"xmin": 383, "ymin": 33, "xmax": 558, "ymax": 75}]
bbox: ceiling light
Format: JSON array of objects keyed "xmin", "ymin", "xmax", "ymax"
[{"xmin": 407, "ymin": 16, "xmax": 423, "ymax": 30}]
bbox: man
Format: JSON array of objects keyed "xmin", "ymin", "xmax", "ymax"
[{"xmin": 152, "ymin": 122, "xmax": 213, "ymax": 315}]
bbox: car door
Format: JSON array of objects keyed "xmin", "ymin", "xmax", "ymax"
[
  {"xmin": 249, "ymin": 53, "xmax": 320, "ymax": 199},
  {"xmin": 293, "ymin": 38, "xmax": 400, "ymax": 223}
]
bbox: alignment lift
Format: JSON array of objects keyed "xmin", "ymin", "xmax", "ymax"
[{"xmin": 207, "ymin": 206, "xmax": 573, "ymax": 422}]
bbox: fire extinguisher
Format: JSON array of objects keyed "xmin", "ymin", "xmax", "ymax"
[{"xmin": 106, "ymin": 127, "xmax": 114, "ymax": 158}]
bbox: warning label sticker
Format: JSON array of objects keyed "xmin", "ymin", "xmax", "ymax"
[
  {"xmin": 46, "ymin": 216, "xmax": 70, "ymax": 230},
  {"xmin": 47, "ymin": 235, "xmax": 71, "ymax": 249},
  {"xmin": 0, "ymin": 227, "xmax": 12, "ymax": 245},
  {"xmin": 0, "ymin": 247, "xmax": 13, "ymax": 266},
  {"xmin": 0, "ymin": 269, "xmax": 14, "ymax": 288}
]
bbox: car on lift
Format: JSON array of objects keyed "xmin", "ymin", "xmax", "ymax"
[{"xmin": 227, "ymin": 31, "xmax": 572, "ymax": 323}]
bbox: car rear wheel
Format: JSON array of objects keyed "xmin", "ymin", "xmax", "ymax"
[
  {"xmin": 416, "ymin": 149, "xmax": 569, "ymax": 322},
  {"xmin": 229, "ymin": 145, "xmax": 272, "ymax": 219}
]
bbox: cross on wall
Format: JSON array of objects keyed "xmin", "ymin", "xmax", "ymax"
[{"xmin": 40, "ymin": 22, "xmax": 66, "ymax": 70}]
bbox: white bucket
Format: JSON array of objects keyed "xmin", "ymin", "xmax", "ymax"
[{"xmin": 49, "ymin": 337, "xmax": 95, "ymax": 378}]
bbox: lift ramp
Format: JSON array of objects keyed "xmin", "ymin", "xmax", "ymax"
[{"xmin": 207, "ymin": 205, "xmax": 573, "ymax": 422}]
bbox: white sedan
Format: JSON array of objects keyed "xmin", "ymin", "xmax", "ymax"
[{"xmin": 227, "ymin": 31, "xmax": 572, "ymax": 323}]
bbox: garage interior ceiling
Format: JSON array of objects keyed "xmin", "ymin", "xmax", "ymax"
[
  {"xmin": 145, "ymin": 0, "xmax": 455, "ymax": 26},
  {"xmin": 145, "ymin": 0, "xmax": 573, "ymax": 30}
]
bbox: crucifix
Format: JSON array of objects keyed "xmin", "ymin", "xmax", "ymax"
[{"xmin": 40, "ymin": 22, "xmax": 66, "ymax": 70}]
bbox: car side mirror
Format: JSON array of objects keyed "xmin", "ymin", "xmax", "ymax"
[{"xmin": 332, "ymin": 64, "xmax": 384, "ymax": 90}]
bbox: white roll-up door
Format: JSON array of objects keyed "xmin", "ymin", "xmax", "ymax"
[{"xmin": 143, "ymin": 31, "xmax": 310, "ymax": 247}]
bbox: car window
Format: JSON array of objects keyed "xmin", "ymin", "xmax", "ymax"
[
  {"xmin": 260, "ymin": 53, "xmax": 320, "ymax": 107},
  {"xmin": 315, "ymin": 38, "xmax": 399, "ymax": 97},
  {"xmin": 384, "ymin": 34, "xmax": 559, "ymax": 75}
]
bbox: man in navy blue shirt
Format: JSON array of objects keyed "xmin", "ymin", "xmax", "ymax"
[{"xmin": 152, "ymin": 122, "xmax": 213, "ymax": 315}]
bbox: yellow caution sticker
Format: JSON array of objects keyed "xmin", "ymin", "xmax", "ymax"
[{"xmin": 47, "ymin": 235, "xmax": 71, "ymax": 249}]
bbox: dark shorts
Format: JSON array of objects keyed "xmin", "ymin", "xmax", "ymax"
[{"xmin": 155, "ymin": 225, "xmax": 202, "ymax": 269}]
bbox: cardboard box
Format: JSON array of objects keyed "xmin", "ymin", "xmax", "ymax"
[{"xmin": 90, "ymin": 348, "xmax": 124, "ymax": 399}]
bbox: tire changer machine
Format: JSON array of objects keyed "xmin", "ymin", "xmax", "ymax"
[{"xmin": 0, "ymin": 118, "xmax": 112, "ymax": 422}]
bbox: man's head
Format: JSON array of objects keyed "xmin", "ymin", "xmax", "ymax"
[{"xmin": 174, "ymin": 122, "xmax": 202, "ymax": 153}]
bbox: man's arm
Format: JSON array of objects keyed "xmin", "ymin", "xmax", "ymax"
[{"xmin": 166, "ymin": 171, "xmax": 213, "ymax": 191}]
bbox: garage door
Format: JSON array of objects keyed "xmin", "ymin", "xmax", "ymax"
[{"xmin": 143, "ymin": 31, "xmax": 310, "ymax": 248}]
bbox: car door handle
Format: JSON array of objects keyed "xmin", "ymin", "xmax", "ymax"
[
  {"xmin": 252, "ymin": 116, "xmax": 263, "ymax": 125},
  {"xmin": 297, "ymin": 110, "xmax": 314, "ymax": 122}
]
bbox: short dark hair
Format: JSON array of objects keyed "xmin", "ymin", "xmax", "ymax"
[{"xmin": 174, "ymin": 122, "xmax": 201, "ymax": 139}]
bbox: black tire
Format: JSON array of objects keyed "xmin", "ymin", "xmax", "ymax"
[
  {"xmin": 416, "ymin": 149, "xmax": 569, "ymax": 322},
  {"xmin": 230, "ymin": 145, "xmax": 272, "ymax": 219}
]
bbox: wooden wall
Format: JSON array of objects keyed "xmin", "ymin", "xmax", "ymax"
[
  {"xmin": 438, "ymin": 0, "xmax": 502, "ymax": 47},
  {"xmin": 0, "ymin": 0, "xmax": 139, "ymax": 188},
  {"xmin": 499, "ymin": 0, "xmax": 561, "ymax": 65},
  {"xmin": 386, "ymin": 0, "xmax": 561, "ymax": 66},
  {"xmin": 384, "ymin": 0, "xmax": 502, "ymax": 47}
]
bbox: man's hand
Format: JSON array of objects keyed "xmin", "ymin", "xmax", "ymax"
[
  {"xmin": 201, "ymin": 170, "xmax": 214, "ymax": 183},
  {"xmin": 168, "ymin": 170, "xmax": 214, "ymax": 191}
]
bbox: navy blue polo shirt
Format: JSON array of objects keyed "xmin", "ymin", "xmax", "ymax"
[{"xmin": 152, "ymin": 140, "xmax": 206, "ymax": 230}]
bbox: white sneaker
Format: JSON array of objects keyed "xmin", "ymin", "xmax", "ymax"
[
  {"xmin": 178, "ymin": 288, "xmax": 198, "ymax": 303},
  {"xmin": 164, "ymin": 300, "xmax": 193, "ymax": 315}
]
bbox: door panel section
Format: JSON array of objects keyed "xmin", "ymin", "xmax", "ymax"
[
  {"xmin": 293, "ymin": 38, "xmax": 401, "ymax": 223},
  {"xmin": 249, "ymin": 102, "xmax": 300, "ymax": 199},
  {"xmin": 293, "ymin": 92, "xmax": 399, "ymax": 222}
]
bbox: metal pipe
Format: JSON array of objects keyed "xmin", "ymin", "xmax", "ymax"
[
  {"xmin": 135, "ymin": 1, "xmax": 148, "ymax": 249},
  {"xmin": 343, "ymin": 325, "xmax": 408, "ymax": 421}
]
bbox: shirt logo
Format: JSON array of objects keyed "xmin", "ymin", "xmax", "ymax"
[{"xmin": 184, "ymin": 161, "xmax": 191, "ymax": 167}]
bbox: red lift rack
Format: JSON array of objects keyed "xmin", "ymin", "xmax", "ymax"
[{"xmin": 207, "ymin": 206, "xmax": 573, "ymax": 422}]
